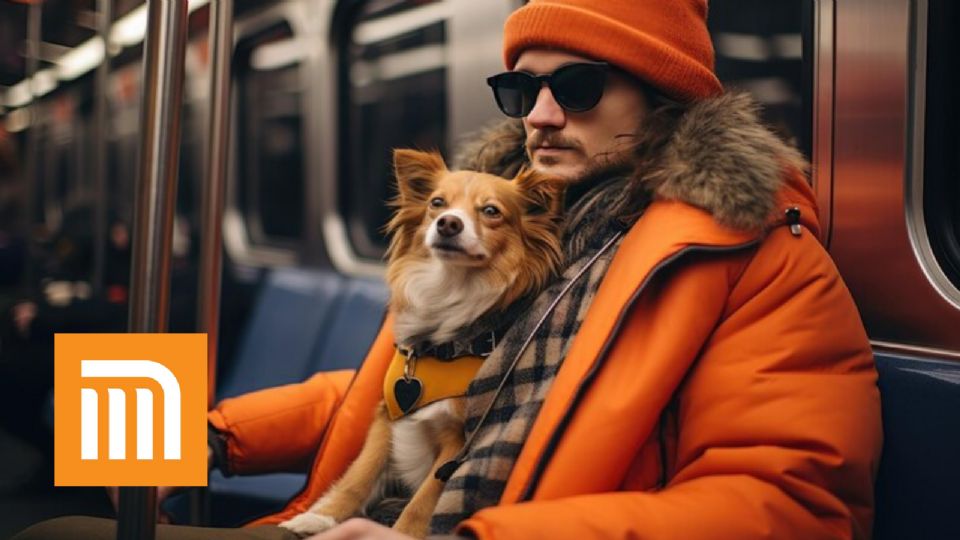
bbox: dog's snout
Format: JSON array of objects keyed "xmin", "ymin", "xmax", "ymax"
[{"xmin": 437, "ymin": 215, "xmax": 463, "ymax": 237}]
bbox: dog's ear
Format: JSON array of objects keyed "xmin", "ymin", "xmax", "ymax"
[
  {"xmin": 514, "ymin": 168, "xmax": 564, "ymax": 216},
  {"xmin": 393, "ymin": 149, "xmax": 446, "ymax": 203}
]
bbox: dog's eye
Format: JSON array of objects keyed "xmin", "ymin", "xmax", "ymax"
[
  {"xmin": 482, "ymin": 205, "xmax": 501, "ymax": 218},
  {"xmin": 430, "ymin": 197, "xmax": 445, "ymax": 208}
]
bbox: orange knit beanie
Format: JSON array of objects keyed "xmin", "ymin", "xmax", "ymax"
[{"xmin": 503, "ymin": 0, "xmax": 723, "ymax": 102}]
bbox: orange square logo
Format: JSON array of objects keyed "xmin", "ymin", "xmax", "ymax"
[{"xmin": 54, "ymin": 333, "xmax": 208, "ymax": 487}]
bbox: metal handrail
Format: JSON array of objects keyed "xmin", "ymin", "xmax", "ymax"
[
  {"xmin": 20, "ymin": 2, "xmax": 41, "ymax": 294},
  {"xmin": 92, "ymin": 0, "xmax": 112, "ymax": 297},
  {"xmin": 199, "ymin": 0, "xmax": 234, "ymax": 415},
  {"xmin": 188, "ymin": 0, "xmax": 235, "ymax": 525},
  {"xmin": 122, "ymin": 1, "xmax": 189, "ymax": 538}
]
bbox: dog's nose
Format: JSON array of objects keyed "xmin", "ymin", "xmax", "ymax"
[{"xmin": 436, "ymin": 215, "xmax": 463, "ymax": 237}]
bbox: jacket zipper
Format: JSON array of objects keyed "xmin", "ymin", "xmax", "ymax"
[{"xmin": 518, "ymin": 240, "xmax": 761, "ymax": 502}]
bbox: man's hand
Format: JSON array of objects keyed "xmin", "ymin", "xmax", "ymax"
[
  {"xmin": 305, "ymin": 518, "xmax": 418, "ymax": 540},
  {"xmin": 104, "ymin": 485, "xmax": 181, "ymax": 524}
]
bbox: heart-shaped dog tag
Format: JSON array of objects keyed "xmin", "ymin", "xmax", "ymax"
[{"xmin": 394, "ymin": 377, "xmax": 423, "ymax": 414}]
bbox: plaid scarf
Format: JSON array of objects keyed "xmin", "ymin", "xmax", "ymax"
[{"xmin": 429, "ymin": 175, "xmax": 647, "ymax": 534}]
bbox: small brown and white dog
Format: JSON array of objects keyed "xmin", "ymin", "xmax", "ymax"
[{"xmin": 279, "ymin": 149, "xmax": 563, "ymax": 538}]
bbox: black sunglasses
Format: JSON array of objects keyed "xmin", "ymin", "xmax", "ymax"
[{"xmin": 486, "ymin": 62, "xmax": 610, "ymax": 118}]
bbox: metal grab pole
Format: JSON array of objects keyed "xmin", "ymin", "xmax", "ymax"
[
  {"xmin": 188, "ymin": 0, "xmax": 234, "ymax": 524},
  {"xmin": 92, "ymin": 0, "xmax": 113, "ymax": 297},
  {"xmin": 198, "ymin": 0, "xmax": 233, "ymax": 417},
  {"xmin": 122, "ymin": 1, "xmax": 189, "ymax": 539},
  {"xmin": 21, "ymin": 2, "xmax": 41, "ymax": 293}
]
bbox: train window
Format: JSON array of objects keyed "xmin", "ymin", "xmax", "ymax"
[
  {"xmin": 234, "ymin": 22, "xmax": 305, "ymax": 247},
  {"xmin": 339, "ymin": 0, "xmax": 449, "ymax": 259},
  {"xmin": 708, "ymin": 0, "xmax": 811, "ymax": 158},
  {"xmin": 923, "ymin": 0, "xmax": 960, "ymax": 287}
]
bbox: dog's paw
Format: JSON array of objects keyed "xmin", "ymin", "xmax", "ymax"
[{"xmin": 279, "ymin": 513, "xmax": 338, "ymax": 537}]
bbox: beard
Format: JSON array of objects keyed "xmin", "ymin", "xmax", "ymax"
[
  {"xmin": 579, "ymin": 147, "xmax": 634, "ymax": 179},
  {"xmin": 527, "ymin": 135, "xmax": 635, "ymax": 184},
  {"xmin": 526, "ymin": 127, "xmax": 636, "ymax": 177}
]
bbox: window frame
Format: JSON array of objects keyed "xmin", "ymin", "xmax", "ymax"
[
  {"xmin": 223, "ymin": 4, "xmax": 309, "ymax": 269},
  {"xmin": 337, "ymin": 2, "xmax": 449, "ymax": 261},
  {"xmin": 906, "ymin": 0, "xmax": 960, "ymax": 308},
  {"xmin": 235, "ymin": 21, "xmax": 306, "ymax": 248}
]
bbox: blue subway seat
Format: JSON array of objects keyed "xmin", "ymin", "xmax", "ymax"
[
  {"xmin": 217, "ymin": 268, "xmax": 347, "ymax": 399},
  {"xmin": 873, "ymin": 353, "xmax": 960, "ymax": 540},
  {"xmin": 307, "ymin": 277, "xmax": 389, "ymax": 372},
  {"xmin": 192, "ymin": 267, "xmax": 388, "ymax": 525}
]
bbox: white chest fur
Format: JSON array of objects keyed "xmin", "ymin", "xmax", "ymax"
[
  {"xmin": 389, "ymin": 400, "xmax": 458, "ymax": 490},
  {"xmin": 393, "ymin": 260, "xmax": 509, "ymax": 344}
]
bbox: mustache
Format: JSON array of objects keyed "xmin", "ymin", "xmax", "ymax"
[{"xmin": 526, "ymin": 131, "xmax": 582, "ymax": 153}]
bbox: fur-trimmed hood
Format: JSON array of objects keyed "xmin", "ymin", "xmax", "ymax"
[{"xmin": 453, "ymin": 93, "xmax": 811, "ymax": 233}]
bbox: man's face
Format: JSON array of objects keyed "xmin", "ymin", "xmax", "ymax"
[{"xmin": 514, "ymin": 49, "xmax": 650, "ymax": 182}]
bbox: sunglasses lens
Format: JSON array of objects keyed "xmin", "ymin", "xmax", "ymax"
[
  {"xmin": 488, "ymin": 63, "xmax": 607, "ymax": 117},
  {"xmin": 489, "ymin": 72, "xmax": 538, "ymax": 118},
  {"xmin": 551, "ymin": 64, "xmax": 606, "ymax": 112}
]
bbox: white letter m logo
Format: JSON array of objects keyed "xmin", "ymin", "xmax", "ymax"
[{"xmin": 80, "ymin": 360, "xmax": 181, "ymax": 461}]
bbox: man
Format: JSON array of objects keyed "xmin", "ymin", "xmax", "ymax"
[{"xmin": 14, "ymin": 1, "xmax": 881, "ymax": 539}]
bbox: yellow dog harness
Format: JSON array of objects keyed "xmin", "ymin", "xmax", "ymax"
[{"xmin": 383, "ymin": 348, "xmax": 485, "ymax": 421}]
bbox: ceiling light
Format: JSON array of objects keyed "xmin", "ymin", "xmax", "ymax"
[
  {"xmin": 110, "ymin": 5, "xmax": 148, "ymax": 48},
  {"xmin": 5, "ymin": 107, "xmax": 31, "ymax": 133},
  {"xmin": 5, "ymin": 80, "xmax": 32, "ymax": 108},
  {"xmin": 56, "ymin": 37, "xmax": 105, "ymax": 81},
  {"xmin": 32, "ymin": 68, "xmax": 58, "ymax": 95}
]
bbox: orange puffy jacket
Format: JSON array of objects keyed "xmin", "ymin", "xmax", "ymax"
[{"xmin": 209, "ymin": 95, "xmax": 882, "ymax": 539}]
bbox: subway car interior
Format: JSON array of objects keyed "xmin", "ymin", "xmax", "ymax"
[{"xmin": 0, "ymin": 0, "xmax": 958, "ymax": 538}]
